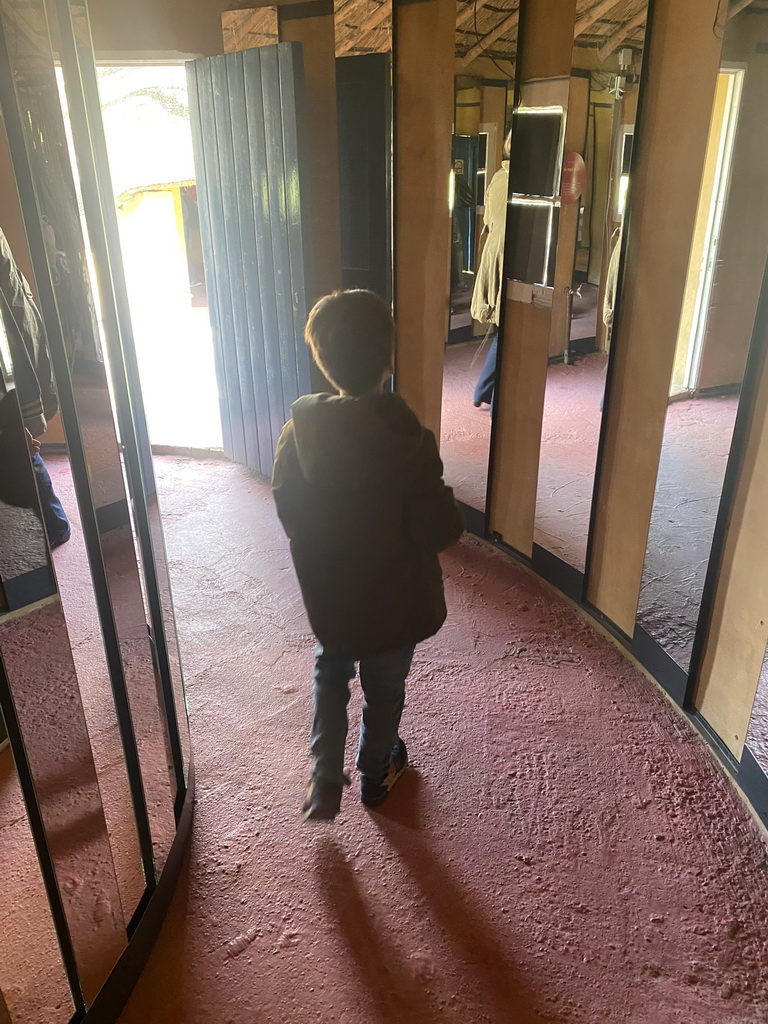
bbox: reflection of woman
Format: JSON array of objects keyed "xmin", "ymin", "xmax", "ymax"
[{"xmin": 471, "ymin": 131, "xmax": 511, "ymax": 409}]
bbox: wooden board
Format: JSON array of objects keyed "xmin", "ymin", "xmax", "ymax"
[
  {"xmin": 489, "ymin": 297, "xmax": 551, "ymax": 554},
  {"xmin": 585, "ymin": 0, "xmax": 723, "ymax": 635},
  {"xmin": 392, "ymin": 0, "xmax": 455, "ymax": 434},
  {"xmin": 278, "ymin": 0, "xmax": 342, "ymax": 306},
  {"xmin": 486, "ymin": 0, "xmax": 576, "ymax": 552},
  {"xmin": 695, "ymin": 302, "xmax": 768, "ymax": 758}
]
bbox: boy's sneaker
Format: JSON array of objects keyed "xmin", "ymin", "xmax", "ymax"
[
  {"xmin": 360, "ymin": 739, "xmax": 409, "ymax": 808},
  {"xmin": 301, "ymin": 774, "xmax": 350, "ymax": 821}
]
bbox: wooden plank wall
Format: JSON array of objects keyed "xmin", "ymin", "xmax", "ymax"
[
  {"xmin": 585, "ymin": 0, "xmax": 723, "ymax": 635},
  {"xmin": 392, "ymin": 0, "xmax": 455, "ymax": 436}
]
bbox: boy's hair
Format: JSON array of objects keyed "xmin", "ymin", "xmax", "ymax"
[{"xmin": 304, "ymin": 290, "xmax": 394, "ymax": 396}]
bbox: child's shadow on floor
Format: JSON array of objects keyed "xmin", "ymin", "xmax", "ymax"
[
  {"xmin": 370, "ymin": 811, "xmax": 561, "ymax": 1024},
  {"xmin": 314, "ymin": 837, "xmax": 444, "ymax": 1024}
]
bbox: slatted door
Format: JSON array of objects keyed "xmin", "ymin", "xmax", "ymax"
[{"xmin": 187, "ymin": 44, "xmax": 312, "ymax": 474}]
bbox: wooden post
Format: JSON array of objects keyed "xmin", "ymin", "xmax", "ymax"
[
  {"xmin": 488, "ymin": 0, "xmax": 577, "ymax": 554},
  {"xmin": 694, "ymin": 303, "xmax": 768, "ymax": 757},
  {"xmin": 585, "ymin": 0, "xmax": 724, "ymax": 634},
  {"xmin": 277, "ymin": 0, "xmax": 342, "ymax": 304},
  {"xmin": 392, "ymin": 0, "xmax": 455, "ymax": 434}
]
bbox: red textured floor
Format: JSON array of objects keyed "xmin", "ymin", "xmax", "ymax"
[{"xmin": 113, "ymin": 456, "xmax": 768, "ymax": 1024}]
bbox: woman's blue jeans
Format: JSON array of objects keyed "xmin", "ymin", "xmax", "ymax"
[
  {"xmin": 473, "ymin": 333, "xmax": 498, "ymax": 408},
  {"xmin": 311, "ymin": 644, "xmax": 415, "ymax": 785},
  {"xmin": 32, "ymin": 454, "xmax": 71, "ymax": 548}
]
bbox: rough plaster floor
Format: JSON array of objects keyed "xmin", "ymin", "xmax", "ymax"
[{"xmin": 110, "ymin": 456, "xmax": 768, "ymax": 1024}]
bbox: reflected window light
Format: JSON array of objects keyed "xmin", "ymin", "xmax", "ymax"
[
  {"xmin": 449, "ymin": 169, "xmax": 455, "ymax": 212},
  {"xmin": 617, "ymin": 174, "xmax": 630, "ymax": 216}
]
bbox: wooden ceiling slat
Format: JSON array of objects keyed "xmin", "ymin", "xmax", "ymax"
[
  {"xmin": 456, "ymin": 0, "xmax": 496, "ymax": 29},
  {"xmin": 574, "ymin": 0, "xmax": 622, "ymax": 36},
  {"xmin": 460, "ymin": 7, "xmax": 519, "ymax": 66},
  {"xmin": 597, "ymin": 7, "xmax": 645, "ymax": 58}
]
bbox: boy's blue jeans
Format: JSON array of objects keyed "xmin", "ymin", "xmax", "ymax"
[{"xmin": 311, "ymin": 643, "xmax": 415, "ymax": 786}]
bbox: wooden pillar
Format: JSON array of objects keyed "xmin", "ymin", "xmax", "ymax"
[
  {"xmin": 488, "ymin": 0, "xmax": 576, "ymax": 554},
  {"xmin": 392, "ymin": 0, "xmax": 455, "ymax": 434},
  {"xmin": 585, "ymin": 0, "xmax": 723, "ymax": 635},
  {"xmin": 277, "ymin": 0, "xmax": 342, "ymax": 303},
  {"xmin": 694, "ymin": 303, "xmax": 768, "ymax": 758}
]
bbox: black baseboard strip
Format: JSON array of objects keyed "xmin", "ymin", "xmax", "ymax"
[{"xmin": 738, "ymin": 747, "xmax": 768, "ymax": 830}]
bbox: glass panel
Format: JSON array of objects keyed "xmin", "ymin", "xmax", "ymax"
[
  {"xmin": 0, "ymin": 386, "xmax": 126, "ymax": 1006},
  {"xmin": 636, "ymin": 19, "xmax": 760, "ymax": 671},
  {"xmin": 441, "ymin": 64, "xmax": 514, "ymax": 514},
  {"xmin": 0, "ymin": 709, "xmax": 74, "ymax": 1024},
  {"xmin": 64, "ymin": 0, "xmax": 191, "ymax": 784},
  {"xmin": 746, "ymin": 646, "xmax": 768, "ymax": 777},
  {"xmin": 0, "ymin": 0, "xmax": 179, "ymax": 870},
  {"xmin": 533, "ymin": 16, "xmax": 650, "ymax": 572}
]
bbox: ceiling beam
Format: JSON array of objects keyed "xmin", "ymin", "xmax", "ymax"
[
  {"xmin": 460, "ymin": 7, "xmax": 519, "ymax": 67},
  {"xmin": 597, "ymin": 9, "xmax": 646, "ymax": 60},
  {"xmin": 456, "ymin": 0, "xmax": 493, "ymax": 29},
  {"xmin": 574, "ymin": 0, "xmax": 621, "ymax": 38}
]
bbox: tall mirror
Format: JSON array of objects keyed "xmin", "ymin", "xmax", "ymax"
[
  {"xmin": 441, "ymin": 6, "xmax": 517, "ymax": 517},
  {"xmin": 0, "ymin": 380, "xmax": 126, "ymax": 1010},
  {"xmin": 533, "ymin": 5, "xmax": 649, "ymax": 573},
  {"xmin": 0, "ymin": 0, "xmax": 178, "ymax": 879},
  {"xmin": 636, "ymin": 6, "xmax": 765, "ymax": 672}
]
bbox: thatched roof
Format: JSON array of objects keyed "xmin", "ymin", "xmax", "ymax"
[{"xmin": 335, "ymin": 0, "xmax": 768, "ymax": 65}]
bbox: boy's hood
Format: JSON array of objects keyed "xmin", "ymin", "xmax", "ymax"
[{"xmin": 290, "ymin": 392, "xmax": 423, "ymax": 490}]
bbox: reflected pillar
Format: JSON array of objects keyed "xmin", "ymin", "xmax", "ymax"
[
  {"xmin": 392, "ymin": 0, "xmax": 454, "ymax": 435},
  {"xmin": 585, "ymin": 0, "xmax": 723, "ymax": 635},
  {"xmin": 488, "ymin": 0, "xmax": 576, "ymax": 555}
]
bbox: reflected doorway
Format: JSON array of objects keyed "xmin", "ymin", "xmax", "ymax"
[{"xmin": 95, "ymin": 64, "xmax": 222, "ymax": 451}]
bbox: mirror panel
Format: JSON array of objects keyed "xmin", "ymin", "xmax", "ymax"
[
  {"xmin": 0, "ymin": 0, "xmax": 178, "ymax": 871},
  {"xmin": 636, "ymin": 12, "xmax": 764, "ymax": 672},
  {"xmin": 66, "ymin": 0, "xmax": 191, "ymax": 782},
  {"xmin": 746, "ymin": 646, "xmax": 768, "ymax": 778},
  {"xmin": 0, "ymin": 385, "xmax": 126, "ymax": 1007},
  {"xmin": 0, "ymin": 706, "xmax": 74, "ymax": 1024},
  {"xmin": 440, "ymin": 51, "xmax": 515, "ymax": 514},
  {"xmin": 533, "ymin": 11, "xmax": 649, "ymax": 572}
]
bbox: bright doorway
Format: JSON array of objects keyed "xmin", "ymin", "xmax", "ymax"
[
  {"xmin": 671, "ymin": 66, "xmax": 744, "ymax": 397},
  {"xmin": 97, "ymin": 64, "xmax": 222, "ymax": 450}
]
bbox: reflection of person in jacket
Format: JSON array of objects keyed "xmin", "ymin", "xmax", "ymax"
[
  {"xmin": 471, "ymin": 130, "xmax": 511, "ymax": 409},
  {"xmin": 272, "ymin": 290, "xmax": 463, "ymax": 821},
  {"xmin": 0, "ymin": 229, "xmax": 70, "ymax": 548}
]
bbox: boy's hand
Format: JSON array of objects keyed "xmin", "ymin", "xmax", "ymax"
[{"xmin": 25, "ymin": 429, "xmax": 41, "ymax": 456}]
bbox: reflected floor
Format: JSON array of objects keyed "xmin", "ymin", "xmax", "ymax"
[
  {"xmin": 441, "ymin": 340, "xmax": 493, "ymax": 511},
  {"xmin": 534, "ymin": 353, "xmax": 607, "ymax": 571},
  {"xmin": 637, "ymin": 393, "xmax": 739, "ymax": 668}
]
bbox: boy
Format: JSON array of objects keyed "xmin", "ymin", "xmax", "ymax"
[{"xmin": 272, "ymin": 290, "xmax": 463, "ymax": 821}]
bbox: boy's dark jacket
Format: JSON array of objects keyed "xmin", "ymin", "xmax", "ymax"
[{"xmin": 272, "ymin": 391, "xmax": 464, "ymax": 657}]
